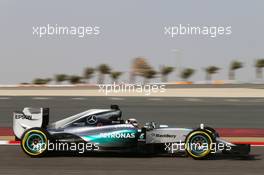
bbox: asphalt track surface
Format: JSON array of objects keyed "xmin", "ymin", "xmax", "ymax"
[
  {"xmin": 0, "ymin": 146, "xmax": 263, "ymax": 175},
  {"xmin": 0, "ymin": 96, "xmax": 264, "ymax": 174},
  {"xmin": 0, "ymin": 96, "xmax": 264, "ymax": 128}
]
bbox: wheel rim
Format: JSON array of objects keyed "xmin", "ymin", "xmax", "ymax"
[
  {"xmin": 189, "ymin": 135, "xmax": 209, "ymax": 155},
  {"xmin": 22, "ymin": 130, "xmax": 47, "ymax": 155},
  {"xmin": 186, "ymin": 131, "xmax": 212, "ymax": 158}
]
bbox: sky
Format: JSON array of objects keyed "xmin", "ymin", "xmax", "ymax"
[{"xmin": 0, "ymin": 0, "xmax": 263, "ymax": 84}]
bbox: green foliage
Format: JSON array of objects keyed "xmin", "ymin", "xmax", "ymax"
[
  {"xmin": 32, "ymin": 78, "xmax": 51, "ymax": 85},
  {"xmin": 160, "ymin": 66, "xmax": 174, "ymax": 82},
  {"xmin": 97, "ymin": 64, "xmax": 111, "ymax": 84},
  {"xmin": 205, "ymin": 66, "xmax": 219, "ymax": 74},
  {"xmin": 55, "ymin": 74, "xmax": 68, "ymax": 83},
  {"xmin": 161, "ymin": 66, "xmax": 174, "ymax": 76},
  {"xmin": 143, "ymin": 69, "xmax": 156, "ymax": 79},
  {"xmin": 111, "ymin": 71, "xmax": 122, "ymax": 80},
  {"xmin": 181, "ymin": 68, "xmax": 195, "ymax": 80},
  {"xmin": 255, "ymin": 59, "xmax": 264, "ymax": 68},
  {"xmin": 230, "ymin": 61, "xmax": 243, "ymax": 70},
  {"xmin": 255, "ymin": 59, "xmax": 264, "ymax": 79},
  {"xmin": 98, "ymin": 64, "xmax": 111, "ymax": 74},
  {"xmin": 83, "ymin": 67, "xmax": 94, "ymax": 79},
  {"xmin": 205, "ymin": 66, "xmax": 220, "ymax": 80},
  {"xmin": 69, "ymin": 75, "xmax": 82, "ymax": 84}
]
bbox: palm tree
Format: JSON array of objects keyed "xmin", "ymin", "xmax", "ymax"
[
  {"xmin": 229, "ymin": 61, "xmax": 243, "ymax": 80},
  {"xmin": 69, "ymin": 75, "xmax": 82, "ymax": 84},
  {"xmin": 205, "ymin": 66, "xmax": 220, "ymax": 81},
  {"xmin": 110, "ymin": 71, "xmax": 122, "ymax": 83},
  {"xmin": 83, "ymin": 67, "xmax": 94, "ymax": 83},
  {"xmin": 160, "ymin": 66, "xmax": 174, "ymax": 82},
  {"xmin": 55, "ymin": 74, "xmax": 68, "ymax": 84},
  {"xmin": 181, "ymin": 68, "xmax": 195, "ymax": 81},
  {"xmin": 255, "ymin": 59, "xmax": 264, "ymax": 79},
  {"xmin": 97, "ymin": 64, "xmax": 111, "ymax": 84},
  {"xmin": 142, "ymin": 69, "xmax": 156, "ymax": 84},
  {"xmin": 130, "ymin": 57, "xmax": 152, "ymax": 83},
  {"xmin": 32, "ymin": 78, "xmax": 52, "ymax": 85}
]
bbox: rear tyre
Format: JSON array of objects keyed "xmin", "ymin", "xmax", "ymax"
[
  {"xmin": 185, "ymin": 129, "xmax": 215, "ymax": 160},
  {"xmin": 21, "ymin": 128, "xmax": 49, "ymax": 157}
]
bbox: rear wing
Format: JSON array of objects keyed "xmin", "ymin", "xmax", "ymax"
[{"xmin": 13, "ymin": 108, "xmax": 49, "ymax": 139}]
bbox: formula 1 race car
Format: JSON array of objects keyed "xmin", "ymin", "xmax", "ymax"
[{"xmin": 13, "ymin": 105, "xmax": 250, "ymax": 159}]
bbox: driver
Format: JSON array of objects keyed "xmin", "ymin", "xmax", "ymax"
[{"xmin": 125, "ymin": 118, "xmax": 138, "ymax": 127}]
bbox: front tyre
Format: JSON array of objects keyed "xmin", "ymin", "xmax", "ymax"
[
  {"xmin": 204, "ymin": 126, "xmax": 220, "ymax": 138},
  {"xmin": 21, "ymin": 128, "xmax": 49, "ymax": 157},
  {"xmin": 185, "ymin": 129, "xmax": 215, "ymax": 160}
]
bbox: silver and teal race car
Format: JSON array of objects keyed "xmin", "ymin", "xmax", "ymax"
[{"xmin": 13, "ymin": 105, "xmax": 250, "ymax": 159}]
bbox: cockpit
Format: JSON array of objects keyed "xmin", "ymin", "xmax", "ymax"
[{"xmin": 52, "ymin": 105, "xmax": 125, "ymax": 128}]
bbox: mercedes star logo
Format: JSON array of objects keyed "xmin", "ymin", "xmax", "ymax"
[{"xmin": 87, "ymin": 115, "xmax": 97, "ymax": 124}]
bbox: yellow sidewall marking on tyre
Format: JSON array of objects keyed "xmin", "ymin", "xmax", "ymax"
[
  {"xmin": 185, "ymin": 131, "xmax": 213, "ymax": 158},
  {"xmin": 22, "ymin": 130, "xmax": 47, "ymax": 156}
]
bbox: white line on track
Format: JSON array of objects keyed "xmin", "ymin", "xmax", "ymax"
[
  {"xmin": 0, "ymin": 97, "xmax": 10, "ymax": 100},
  {"xmin": 72, "ymin": 97, "xmax": 86, "ymax": 100},
  {"xmin": 32, "ymin": 97, "xmax": 51, "ymax": 100},
  {"xmin": 184, "ymin": 98, "xmax": 202, "ymax": 102},
  {"xmin": 249, "ymin": 99, "xmax": 264, "ymax": 103},
  {"xmin": 109, "ymin": 97, "xmax": 125, "ymax": 101},
  {"xmin": 147, "ymin": 98, "xmax": 163, "ymax": 101}
]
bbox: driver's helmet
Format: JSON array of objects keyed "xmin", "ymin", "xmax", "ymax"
[{"xmin": 125, "ymin": 118, "xmax": 138, "ymax": 127}]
